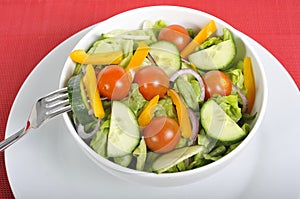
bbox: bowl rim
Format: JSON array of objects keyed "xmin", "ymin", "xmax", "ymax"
[{"xmin": 59, "ymin": 5, "xmax": 268, "ymax": 179}]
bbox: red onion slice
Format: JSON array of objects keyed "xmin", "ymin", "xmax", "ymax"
[
  {"xmin": 232, "ymin": 84, "xmax": 248, "ymax": 113},
  {"xmin": 169, "ymin": 68, "xmax": 205, "ymax": 101},
  {"xmin": 77, "ymin": 119, "xmax": 101, "ymax": 141},
  {"xmin": 187, "ymin": 109, "xmax": 199, "ymax": 146}
]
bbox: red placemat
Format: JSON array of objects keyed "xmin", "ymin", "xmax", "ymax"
[{"xmin": 1, "ymin": 0, "xmax": 299, "ymax": 198}]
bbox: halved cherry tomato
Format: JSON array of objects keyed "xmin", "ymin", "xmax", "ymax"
[
  {"xmin": 133, "ymin": 66, "xmax": 169, "ymax": 100},
  {"xmin": 203, "ymin": 70, "xmax": 232, "ymax": 100},
  {"xmin": 158, "ymin": 25, "xmax": 190, "ymax": 51},
  {"xmin": 143, "ymin": 116, "xmax": 181, "ymax": 153},
  {"xmin": 97, "ymin": 65, "xmax": 131, "ymax": 100}
]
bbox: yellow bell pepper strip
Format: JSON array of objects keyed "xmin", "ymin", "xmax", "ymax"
[
  {"xmin": 125, "ymin": 41, "xmax": 150, "ymax": 73},
  {"xmin": 138, "ymin": 95, "xmax": 159, "ymax": 127},
  {"xmin": 83, "ymin": 64, "xmax": 105, "ymax": 118},
  {"xmin": 180, "ymin": 20, "xmax": 216, "ymax": 59},
  {"xmin": 167, "ymin": 89, "xmax": 192, "ymax": 138},
  {"xmin": 70, "ymin": 49, "xmax": 123, "ymax": 65},
  {"xmin": 243, "ymin": 57, "xmax": 256, "ymax": 113}
]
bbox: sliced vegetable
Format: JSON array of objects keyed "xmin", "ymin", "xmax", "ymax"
[
  {"xmin": 133, "ymin": 137, "xmax": 147, "ymax": 171},
  {"xmin": 175, "ymin": 77, "xmax": 199, "ymax": 111},
  {"xmin": 188, "ymin": 39, "xmax": 236, "ymax": 70},
  {"xmin": 125, "ymin": 41, "xmax": 150, "ymax": 73},
  {"xmin": 77, "ymin": 119, "xmax": 101, "ymax": 141},
  {"xmin": 152, "ymin": 145, "xmax": 206, "ymax": 173},
  {"xmin": 67, "ymin": 75, "xmax": 97, "ymax": 125},
  {"xmin": 169, "ymin": 68, "xmax": 205, "ymax": 101},
  {"xmin": 167, "ymin": 89, "xmax": 192, "ymax": 138},
  {"xmin": 90, "ymin": 120, "xmax": 110, "ymax": 157},
  {"xmin": 138, "ymin": 95, "xmax": 159, "ymax": 127},
  {"xmin": 107, "ymin": 101, "xmax": 140, "ymax": 157},
  {"xmin": 114, "ymin": 154, "xmax": 132, "ymax": 167},
  {"xmin": 243, "ymin": 57, "xmax": 256, "ymax": 113},
  {"xmin": 201, "ymin": 100, "xmax": 246, "ymax": 144},
  {"xmin": 232, "ymin": 84, "xmax": 248, "ymax": 113},
  {"xmin": 83, "ymin": 64, "xmax": 105, "ymax": 118},
  {"xmin": 181, "ymin": 20, "xmax": 216, "ymax": 59},
  {"xmin": 70, "ymin": 49, "xmax": 123, "ymax": 65},
  {"xmin": 149, "ymin": 40, "xmax": 181, "ymax": 76},
  {"xmin": 187, "ymin": 109, "xmax": 199, "ymax": 146}
]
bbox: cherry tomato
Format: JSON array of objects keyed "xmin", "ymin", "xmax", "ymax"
[
  {"xmin": 97, "ymin": 65, "xmax": 131, "ymax": 100},
  {"xmin": 202, "ymin": 70, "xmax": 232, "ymax": 100},
  {"xmin": 133, "ymin": 66, "xmax": 169, "ymax": 100},
  {"xmin": 158, "ymin": 25, "xmax": 190, "ymax": 51},
  {"xmin": 143, "ymin": 116, "xmax": 181, "ymax": 153}
]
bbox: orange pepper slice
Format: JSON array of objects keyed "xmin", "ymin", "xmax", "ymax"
[
  {"xmin": 243, "ymin": 57, "xmax": 256, "ymax": 113},
  {"xmin": 138, "ymin": 95, "xmax": 159, "ymax": 127},
  {"xmin": 180, "ymin": 20, "xmax": 216, "ymax": 59},
  {"xmin": 126, "ymin": 41, "xmax": 150, "ymax": 73},
  {"xmin": 167, "ymin": 89, "xmax": 192, "ymax": 138},
  {"xmin": 70, "ymin": 49, "xmax": 123, "ymax": 65},
  {"xmin": 83, "ymin": 64, "xmax": 105, "ymax": 118}
]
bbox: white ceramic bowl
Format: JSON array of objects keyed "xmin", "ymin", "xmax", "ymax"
[{"xmin": 59, "ymin": 6, "xmax": 268, "ymax": 186}]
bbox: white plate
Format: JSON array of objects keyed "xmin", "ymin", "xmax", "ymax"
[{"xmin": 5, "ymin": 20, "xmax": 300, "ymax": 199}]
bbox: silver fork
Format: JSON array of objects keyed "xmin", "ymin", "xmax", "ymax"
[{"xmin": 0, "ymin": 87, "xmax": 71, "ymax": 151}]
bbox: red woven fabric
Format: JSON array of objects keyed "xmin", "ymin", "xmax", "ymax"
[{"xmin": 1, "ymin": 0, "xmax": 299, "ymax": 198}]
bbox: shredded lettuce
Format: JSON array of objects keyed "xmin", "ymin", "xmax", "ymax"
[
  {"xmin": 154, "ymin": 97, "xmax": 176, "ymax": 119},
  {"xmin": 90, "ymin": 120, "xmax": 110, "ymax": 157},
  {"xmin": 213, "ymin": 95, "xmax": 242, "ymax": 122},
  {"xmin": 122, "ymin": 83, "xmax": 147, "ymax": 116}
]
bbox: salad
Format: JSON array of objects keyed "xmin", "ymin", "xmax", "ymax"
[{"xmin": 67, "ymin": 19, "xmax": 257, "ymax": 173}]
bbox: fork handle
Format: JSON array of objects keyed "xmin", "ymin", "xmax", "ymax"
[{"xmin": 0, "ymin": 127, "xmax": 27, "ymax": 151}]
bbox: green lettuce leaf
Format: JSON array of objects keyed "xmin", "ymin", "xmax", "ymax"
[
  {"xmin": 154, "ymin": 97, "xmax": 177, "ymax": 119},
  {"xmin": 90, "ymin": 120, "xmax": 110, "ymax": 157},
  {"xmin": 122, "ymin": 83, "xmax": 147, "ymax": 116},
  {"xmin": 213, "ymin": 95, "xmax": 242, "ymax": 122}
]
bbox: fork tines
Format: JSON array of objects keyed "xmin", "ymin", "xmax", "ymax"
[{"xmin": 41, "ymin": 87, "xmax": 71, "ymax": 117}]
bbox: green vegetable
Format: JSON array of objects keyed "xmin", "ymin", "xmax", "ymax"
[
  {"xmin": 114, "ymin": 154, "xmax": 133, "ymax": 167},
  {"xmin": 175, "ymin": 76, "xmax": 199, "ymax": 111},
  {"xmin": 133, "ymin": 137, "xmax": 147, "ymax": 171},
  {"xmin": 88, "ymin": 38, "xmax": 133, "ymax": 67},
  {"xmin": 201, "ymin": 100, "xmax": 246, "ymax": 144},
  {"xmin": 67, "ymin": 75, "xmax": 97, "ymax": 125},
  {"xmin": 107, "ymin": 101, "xmax": 140, "ymax": 158},
  {"xmin": 149, "ymin": 40, "xmax": 181, "ymax": 76},
  {"xmin": 213, "ymin": 95, "xmax": 242, "ymax": 122},
  {"xmin": 154, "ymin": 97, "xmax": 176, "ymax": 119},
  {"xmin": 90, "ymin": 120, "xmax": 110, "ymax": 157},
  {"xmin": 152, "ymin": 146, "xmax": 206, "ymax": 173},
  {"xmin": 122, "ymin": 83, "xmax": 147, "ymax": 116},
  {"xmin": 188, "ymin": 28, "xmax": 236, "ymax": 71}
]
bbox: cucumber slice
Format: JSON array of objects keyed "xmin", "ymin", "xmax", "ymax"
[
  {"xmin": 107, "ymin": 101, "xmax": 140, "ymax": 158},
  {"xmin": 188, "ymin": 39, "xmax": 236, "ymax": 70},
  {"xmin": 149, "ymin": 41, "xmax": 181, "ymax": 76},
  {"xmin": 201, "ymin": 100, "xmax": 246, "ymax": 144},
  {"xmin": 152, "ymin": 145, "xmax": 206, "ymax": 173},
  {"xmin": 113, "ymin": 154, "xmax": 133, "ymax": 167},
  {"xmin": 67, "ymin": 75, "xmax": 97, "ymax": 125}
]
